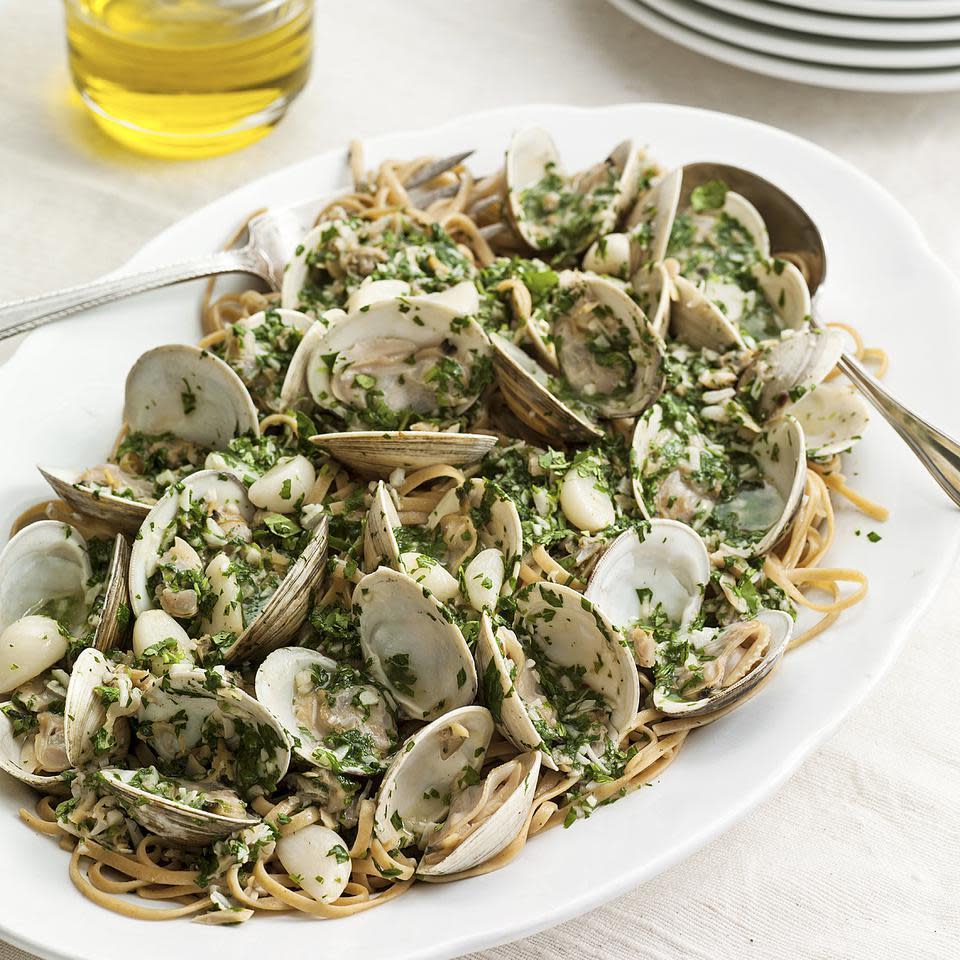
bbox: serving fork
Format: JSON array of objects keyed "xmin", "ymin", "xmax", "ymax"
[{"xmin": 0, "ymin": 150, "xmax": 472, "ymax": 343}]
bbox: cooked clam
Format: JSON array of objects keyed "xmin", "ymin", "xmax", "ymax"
[
  {"xmin": 281, "ymin": 218, "xmax": 356, "ymax": 314},
  {"xmin": 475, "ymin": 582, "xmax": 640, "ymax": 772},
  {"xmin": 311, "ymin": 430, "xmax": 497, "ymax": 479},
  {"xmin": 304, "ymin": 294, "xmax": 492, "ymax": 430},
  {"xmin": 98, "ymin": 766, "xmax": 259, "ymax": 845},
  {"xmin": 136, "ymin": 665, "xmax": 291, "ymax": 800},
  {"xmin": 584, "ymin": 520, "xmax": 711, "ymax": 648},
  {"xmin": 128, "ymin": 469, "xmax": 328, "ymax": 664},
  {"xmin": 581, "ymin": 519, "xmax": 794, "ymax": 717},
  {"xmin": 552, "ymin": 271, "xmax": 664, "ymax": 418},
  {"xmin": 417, "ymin": 750, "xmax": 540, "ymax": 879},
  {"xmin": 631, "ymin": 401, "xmax": 807, "ymax": 556},
  {"xmin": 255, "ymin": 646, "xmax": 398, "ymax": 776},
  {"xmin": 491, "ymin": 332, "xmax": 602, "ymax": 443},
  {"xmin": 490, "ymin": 271, "xmax": 664, "ymax": 442},
  {"xmin": 505, "ymin": 127, "xmax": 644, "ymax": 255},
  {"xmin": 355, "ymin": 567, "xmax": 477, "ymax": 721},
  {"xmin": 41, "ymin": 344, "xmax": 260, "ymax": 533},
  {"xmin": 423, "ymin": 478, "xmax": 523, "ymax": 609},
  {"xmin": 219, "ymin": 307, "xmax": 315, "ymax": 412},
  {"xmin": 373, "ymin": 704, "xmax": 539, "ymax": 878},
  {"xmin": 0, "ymin": 521, "xmax": 129, "ymax": 789},
  {"xmin": 739, "ymin": 327, "xmax": 846, "ymax": 423},
  {"xmin": 652, "ymin": 608, "xmax": 794, "ymax": 717},
  {"xmin": 666, "ymin": 177, "xmax": 811, "ymax": 348},
  {"xmin": 582, "ymin": 167, "xmax": 682, "ymax": 281},
  {"xmin": 63, "ymin": 647, "xmax": 137, "ymax": 768}
]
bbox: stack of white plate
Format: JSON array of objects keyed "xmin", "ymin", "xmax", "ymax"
[{"xmin": 606, "ymin": 0, "xmax": 960, "ymax": 92}]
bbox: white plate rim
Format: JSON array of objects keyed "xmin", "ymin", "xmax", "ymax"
[
  {"xmin": 694, "ymin": 0, "xmax": 960, "ymax": 42},
  {"xmin": 774, "ymin": 0, "xmax": 960, "ymax": 18},
  {"xmin": 644, "ymin": 0, "xmax": 960, "ymax": 68},
  {"xmin": 607, "ymin": 0, "xmax": 960, "ymax": 91},
  {"xmin": 1, "ymin": 101, "xmax": 959, "ymax": 960}
]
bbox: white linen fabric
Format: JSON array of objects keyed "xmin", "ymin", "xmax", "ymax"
[{"xmin": 0, "ymin": 2, "xmax": 958, "ymax": 958}]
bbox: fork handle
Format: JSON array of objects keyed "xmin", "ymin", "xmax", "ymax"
[
  {"xmin": 0, "ymin": 246, "xmax": 268, "ymax": 342},
  {"xmin": 835, "ymin": 348, "xmax": 960, "ymax": 507}
]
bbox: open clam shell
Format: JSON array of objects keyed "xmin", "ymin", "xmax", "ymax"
[
  {"xmin": 671, "ymin": 256, "xmax": 809, "ymax": 347},
  {"xmin": 505, "ymin": 128, "xmax": 643, "ymax": 254},
  {"xmin": 788, "ymin": 379, "xmax": 870, "ymax": 458},
  {"xmin": 624, "ymin": 167, "xmax": 683, "ymax": 265},
  {"xmin": 630, "ymin": 410, "xmax": 806, "ymax": 558},
  {"xmin": 584, "ymin": 520, "xmax": 711, "ymax": 634},
  {"xmin": 312, "ymin": 430, "xmax": 497, "ymax": 479},
  {"xmin": 669, "ymin": 267, "xmax": 745, "ymax": 351},
  {"xmin": 304, "ymin": 295, "xmax": 492, "ymax": 429},
  {"xmin": 98, "ymin": 767, "xmax": 259, "ymax": 845},
  {"xmin": 0, "ymin": 709, "xmax": 70, "ymax": 794},
  {"xmin": 748, "ymin": 417, "xmax": 807, "ymax": 556},
  {"xmin": 631, "ymin": 260, "xmax": 673, "ymax": 339},
  {"xmin": 490, "ymin": 332, "xmax": 602, "ymax": 443},
  {"xmin": 128, "ymin": 469, "xmax": 328, "ymax": 665},
  {"xmin": 476, "ymin": 613, "xmax": 544, "ymax": 759},
  {"xmin": 477, "ymin": 583, "xmax": 640, "ymax": 772},
  {"xmin": 226, "ymin": 512, "xmax": 328, "ymax": 663},
  {"xmin": 364, "ymin": 481, "xmax": 402, "ymax": 572},
  {"xmin": 417, "ymin": 750, "xmax": 540, "ymax": 880},
  {"xmin": 425, "ymin": 477, "xmax": 524, "ymax": 606},
  {"xmin": 38, "ymin": 467, "xmax": 151, "ymax": 534},
  {"xmin": 652, "ymin": 608, "xmax": 794, "ymax": 718},
  {"xmin": 280, "ymin": 219, "xmax": 354, "ymax": 312},
  {"xmin": 355, "ymin": 566, "xmax": 478, "ymax": 721},
  {"xmin": 63, "ymin": 647, "xmax": 133, "ymax": 769},
  {"xmin": 40, "ymin": 343, "xmax": 260, "ymax": 531},
  {"xmin": 255, "ymin": 646, "xmax": 397, "ymax": 776},
  {"xmin": 374, "ymin": 705, "xmax": 492, "ymax": 850},
  {"xmin": 0, "ymin": 520, "xmax": 127, "ymax": 680},
  {"xmin": 123, "ymin": 343, "xmax": 260, "ymax": 448},
  {"xmin": 677, "ymin": 172, "xmax": 771, "ymax": 257},
  {"xmin": 221, "ymin": 307, "xmax": 313, "ymax": 379},
  {"xmin": 279, "ymin": 309, "xmax": 345, "ymax": 410},
  {"xmin": 137, "ymin": 666, "xmax": 291, "ymax": 799},
  {"xmin": 0, "ymin": 520, "xmax": 92, "ymax": 645},
  {"xmin": 552, "ymin": 271, "xmax": 664, "ymax": 419},
  {"xmin": 739, "ymin": 328, "xmax": 846, "ymax": 423},
  {"xmin": 515, "ymin": 581, "xmax": 640, "ymax": 749}
]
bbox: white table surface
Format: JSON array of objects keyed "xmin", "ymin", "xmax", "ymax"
[{"xmin": 1, "ymin": 2, "xmax": 958, "ymax": 958}]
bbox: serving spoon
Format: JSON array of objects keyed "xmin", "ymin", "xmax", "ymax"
[
  {"xmin": 0, "ymin": 150, "xmax": 472, "ymax": 343},
  {"xmin": 682, "ymin": 162, "xmax": 960, "ymax": 508}
]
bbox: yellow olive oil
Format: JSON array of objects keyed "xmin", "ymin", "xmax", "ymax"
[{"xmin": 64, "ymin": 0, "xmax": 313, "ymax": 158}]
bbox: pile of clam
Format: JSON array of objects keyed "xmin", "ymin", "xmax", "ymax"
[{"xmin": 0, "ymin": 126, "xmax": 870, "ymax": 910}]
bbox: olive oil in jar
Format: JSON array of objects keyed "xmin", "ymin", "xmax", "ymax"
[{"xmin": 64, "ymin": 1, "xmax": 313, "ymax": 158}]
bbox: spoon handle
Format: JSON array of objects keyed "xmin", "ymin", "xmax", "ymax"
[
  {"xmin": 0, "ymin": 247, "xmax": 267, "ymax": 343},
  {"xmin": 834, "ymin": 348, "xmax": 960, "ymax": 508}
]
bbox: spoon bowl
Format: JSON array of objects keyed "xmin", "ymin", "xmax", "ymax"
[{"xmin": 680, "ymin": 162, "xmax": 827, "ymax": 294}]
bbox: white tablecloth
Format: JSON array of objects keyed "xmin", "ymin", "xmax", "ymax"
[{"xmin": 1, "ymin": 2, "xmax": 958, "ymax": 957}]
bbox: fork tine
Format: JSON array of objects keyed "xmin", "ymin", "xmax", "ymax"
[
  {"xmin": 407, "ymin": 182, "xmax": 461, "ymax": 208},
  {"xmin": 403, "ymin": 150, "xmax": 474, "ymax": 189}
]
